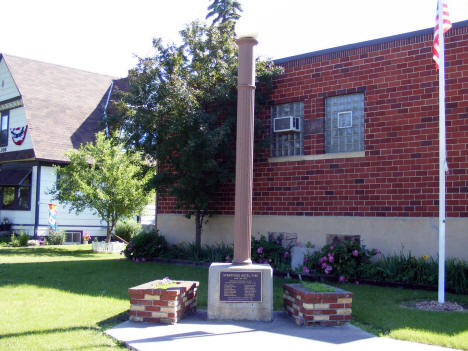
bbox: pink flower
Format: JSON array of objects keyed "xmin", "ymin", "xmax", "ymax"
[
  {"xmin": 135, "ymin": 258, "xmax": 140, "ymax": 263},
  {"xmin": 376, "ymin": 249, "xmax": 381, "ymax": 254},
  {"xmin": 352, "ymin": 250, "xmax": 359, "ymax": 257},
  {"xmin": 258, "ymin": 259, "xmax": 263, "ymax": 264},
  {"xmin": 355, "ymin": 280, "xmax": 359, "ymax": 285},
  {"xmin": 303, "ymin": 257, "xmax": 308, "ymax": 263},
  {"xmin": 257, "ymin": 247, "xmax": 263, "ymax": 254},
  {"xmin": 320, "ymin": 256, "xmax": 327, "ymax": 263},
  {"xmin": 225, "ymin": 255, "xmax": 231, "ymax": 262},
  {"xmin": 302, "ymin": 266, "xmax": 310, "ymax": 274},
  {"xmin": 330, "ymin": 246, "xmax": 334, "ymax": 250},
  {"xmin": 141, "ymin": 257, "xmax": 146, "ymax": 262},
  {"xmin": 321, "ymin": 263, "xmax": 328, "ymax": 269},
  {"xmin": 328, "ymin": 256, "xmax": 334, "ymax": 263},
  {"xmin": 339, "ymin": 275, "xmax": 345, "ymax": 282},
  {"xmin": 284, "ymin": 251, "xmax": 289, "ymax": 258}
]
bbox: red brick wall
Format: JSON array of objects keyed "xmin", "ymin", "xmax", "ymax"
[{"xmin": 159, "ymin": 23, "xmax": 468, "ymax": 218}]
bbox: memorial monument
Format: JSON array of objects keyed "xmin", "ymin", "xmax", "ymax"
[{"xmin": 207, "ymin": 36, "xmax": 273, "ymax": 321}]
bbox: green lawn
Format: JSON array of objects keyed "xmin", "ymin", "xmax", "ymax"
[{"xmin": 1, "ymin": 246, "xmax": 467, "ymax": 350}]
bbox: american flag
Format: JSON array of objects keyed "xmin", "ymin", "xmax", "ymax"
[{"xmin": 433, "ymin": 0, "xmax": 452, "ymax": 69}]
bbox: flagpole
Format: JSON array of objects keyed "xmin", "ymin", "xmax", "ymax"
[{"xmin": 437, "ymin": 0, "xmax": 446, "ymax": 304}]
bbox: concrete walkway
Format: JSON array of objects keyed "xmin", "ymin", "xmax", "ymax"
[{"xmin": 106, "ymin": 311, "xmax": 456, "ymax": 351}]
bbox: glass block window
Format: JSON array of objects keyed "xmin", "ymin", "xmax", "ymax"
[
  {"xmin": 325, "ymin": 94, "xmax": 364, "ymax": 153},
  {"xmin": 270, "ymin": 102, "xmax": 304, "ymax": 157}
]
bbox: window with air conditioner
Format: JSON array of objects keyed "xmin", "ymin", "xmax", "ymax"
[{"xmin": 271, "ymin": 102, "xmax": 304, "ymax": 157}]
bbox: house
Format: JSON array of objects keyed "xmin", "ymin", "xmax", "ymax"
[
  {"xmin": 0, "ymin": 54, "xmax": 151, "ymax": 243},
  {"xmin": 157, "ymin": 20, "xmax": 468, "ymax": 260}
]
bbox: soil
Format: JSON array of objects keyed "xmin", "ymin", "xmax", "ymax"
[{"xmin": 404, "ymin": 300, "xmax": 465, "ymax": 312}]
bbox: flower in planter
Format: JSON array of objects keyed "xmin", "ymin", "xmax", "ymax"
[
  {"xmin": 352, "ymin": 249, "xmax": 359, "ymax": 257},
  {"xmin": 82, "ymin": 232, "xmax": 91, "ymax": 242},
  {"xmin": 339, "ymin": 275, "xmax": 345, "ymax": 282},
  {"xmin": 284, "ymin": 251, "xmax": 289, "ymax": 258},
  {"xmin": 225, "ymin": 255, "xmax": 231, "ymax": 262},
  {"xmin": 302, "ymin": 266, "xmax": 310, "ymax": 274},
  {"xmin": 257, "ymin": 247, "xmax": 263, "ymax": 254}
]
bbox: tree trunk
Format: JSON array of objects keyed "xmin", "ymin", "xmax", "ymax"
[
  {"xmin": 195, "ymin": 210, "xmax": 202, "ymax": 255},
  {"xmin": 106, "ymin": 222, "xmax": 112, "ymax": 243},
  {"xmin": 154, "ymin": 191, "xmax": 158, "ymax": 231}
]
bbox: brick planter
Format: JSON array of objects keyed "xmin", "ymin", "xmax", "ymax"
[
  {"xmin": 128, "ymin": 280, "xmax": 199, "ymax": 324},
  {"xmin": 283, "ymin": 283, "xmax": 353, "ymax": 326}
]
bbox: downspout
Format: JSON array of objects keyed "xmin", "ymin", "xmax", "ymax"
[
  {"xmin": 33, "ymin": 165, "xmax": 41, "ymax": 239},
  {"xmin": 104, "ymin": 81, "xmax": 114, "ymax": 138}
]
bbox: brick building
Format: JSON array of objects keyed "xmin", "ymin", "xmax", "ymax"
[{"xmin": 158, "ymin": 20, "xmax": 468, "ymax": 260}]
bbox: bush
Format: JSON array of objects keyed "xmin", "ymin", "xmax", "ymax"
[
  {"xmin": 363, "ymin": 253, "xmax": 468, "ymax": 294},
  {"xmin": 123, "ymin": 229, "xmax": 167, "ymax": 260},
  {"xmin": 115, "ymin": 220, "xmax": 142, "ymax": 242},
  {"xmin": 303, "ymin": 240, "xmax": 378, "ymax": 282},
  {"xmin": 163, "ymin": 242, "xmax": 234, "ymax": 263},
  {"xmin": 18, "ymin": 231, "xmax": 30, "ymax": 247},
  {"xmin": 251, "ymin": 235, "xmax": 292, "ymax": 272},
  {"xmin": 9, "ymin": 233, "xmax": 19, "ymax": 247},
  {"xmin": 47, "ymin": 230, "xmax": 65, "ymax": 245}
]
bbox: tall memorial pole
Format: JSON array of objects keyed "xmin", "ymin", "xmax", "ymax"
[
  {"xmin": 207, "ymin": 36, "xmax": 273, "ymax": 322},
  {"xmin": 233, "ymin": 36, "xmax": 257, "ymax": 265}
]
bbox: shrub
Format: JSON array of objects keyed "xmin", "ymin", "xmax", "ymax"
[
  {"xmin": 364, "ymin": 253, "xmax": 468, "ymax": 294},
  {"xmin": 251, "ymin": 235, "xmax": 292, "ymax": 272},
  {"xmin": 47, "ymin": 230, "xmax": 65, "ymax": 245},
  {"xmin": 123, "ymin": 229, "xmax": 167, "ymax": 260},
  {"xmin": 18, "ymin": 231, "xmax": 30, "ymax": 247},
  {"xmin": 115, "ymin": 220, "xmax": 142, "ymax": 242},
  {"xmin": 9, "ymin": 233, "xmax": 19, "ymax": 247},
  {"xmin": 303, "ymin": 240, "xmax": 378, "ymax": 282}
]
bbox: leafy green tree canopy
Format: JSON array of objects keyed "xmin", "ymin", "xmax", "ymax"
[
  {"xmin": 111, "ymin": 1, "xmax": 282, "ymax": 251},
  {"xmin": 50, "ymin": 132, "xmax": 152, "ymax": 242}
]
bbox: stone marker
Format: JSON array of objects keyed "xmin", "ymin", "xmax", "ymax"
[{"xmin": 207, "ymin": 36, "xmax": 273, "ymax": 322}]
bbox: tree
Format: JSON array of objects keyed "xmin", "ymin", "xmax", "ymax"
[
  {"xmin": 50, "ymin": 132, "xmax": 152, "ymax": 242},
  {"xmin": 110, "ymin": 1, "xmax": 281, "ymax": 252},
  {"xmin": 206, "ymin": 0, "xmax": 242, "ymax": 24}
]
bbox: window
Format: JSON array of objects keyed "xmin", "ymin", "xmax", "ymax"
[
  {"xmin": 0, "ymin": 169, "xmax": 32, "ymax": 210},
  {"xmin": 65, "ymin": 231, "xmax": 83, "ymax": 244},
  {"xmin": 325, "ymin": 94, "xmax": 364, "ymax": 153},
  {"xmin": 0, "ymin": 111, "xmax": 8, "ymax": 147},
  {"xmin": 271, "ymin": 102, "xmax": 304, "ymax": 157}
]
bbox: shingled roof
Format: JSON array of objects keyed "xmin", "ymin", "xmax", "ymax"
[{"xmin": 2, "ymin": 54, "xmax": 117, "ymax": 163}]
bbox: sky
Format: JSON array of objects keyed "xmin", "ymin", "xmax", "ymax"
[{"xmin": 2, "ymin": 0, "xmax": 468, "ymax": 78}]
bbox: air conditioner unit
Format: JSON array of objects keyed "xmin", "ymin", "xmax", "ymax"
[{"xmin": 273, "ymin": 116, "xmax": 300, "ymax": 133}]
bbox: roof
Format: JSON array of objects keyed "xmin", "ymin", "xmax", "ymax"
[
  {"xmin": 1, "ymin": 54, "xmax": 117, "ymax": 162},
  {"xmin": 275, "ymin": 19, "xmax": 468, "ymax": 66}
]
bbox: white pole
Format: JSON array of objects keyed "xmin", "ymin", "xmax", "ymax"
[{"xmin": 437, "ymin": 0, "xmax": 446, "ymax": 304}]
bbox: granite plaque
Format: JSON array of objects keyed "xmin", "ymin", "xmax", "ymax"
[{"xmin": 219, "ymin": 271, "xmax": 262, "ymax": 302}]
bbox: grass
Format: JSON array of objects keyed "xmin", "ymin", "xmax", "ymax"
[
  {"xmin": 1, "ymin": 246, "xmax": 467, "ymax": 350},
  {"xmin": 300, "ymin": 281, "xmax": 335, "ymax": 292},
  {"xmin": 343, "ymin": 283, "xmax": 468, "ymax": 350}
]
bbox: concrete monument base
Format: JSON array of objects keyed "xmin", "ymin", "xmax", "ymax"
[{"xmin": 207, "ymin": 262, "xmax": 273, "ymax": 321}]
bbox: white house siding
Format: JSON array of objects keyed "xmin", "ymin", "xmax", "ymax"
[
  {"xmin": 37, "ymin": 166, "xmax": 107, "ymax": 238},
  {"xmin": 0, "ymin": 59, "xmax": 20, "ymax": 101},
  {"xmin": 4, "ymin": 106, "xmax": 33, "ymax": 153},
  {"xmin": 140, "ymin": 202, "xmax": 156, "ymax": 225}
]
